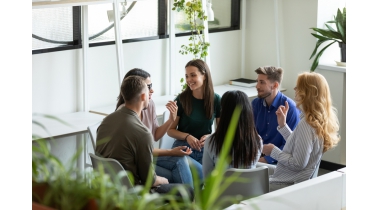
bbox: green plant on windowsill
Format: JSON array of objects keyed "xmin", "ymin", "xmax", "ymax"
[
  {"xmin": 309, "ymin": 7, "xmax": 346, "ymax": 72},
  {"xmin": 173, "ymin": 0, "xmax": 210, "ymax": 93}
]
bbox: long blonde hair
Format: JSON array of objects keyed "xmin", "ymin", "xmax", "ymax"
[{"xmin": 295, "ymin": 72, "xmax": 340, "ymax": 152}]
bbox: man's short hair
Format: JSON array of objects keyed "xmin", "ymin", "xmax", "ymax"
[
  {"xmin": 120, "ymin": 75, "xmax": 146, "ymax": 104},
  {"xmin": 255, "ymin": 66, "xmax": 283, "ymax": 84}
]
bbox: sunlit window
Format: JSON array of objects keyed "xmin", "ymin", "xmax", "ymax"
[
  {"xmin": 175, "ymin": 0, "xmax": 232, "ymax": 33},
  {"xmin": 32, "ymin": 0, "xmax": 239, "ymax": 54},
  {"xmin": 88, "ymin": 1, "xmax": 158, "ymax": 43},
  {"xmin": 32, "ymin": 7, "xmax": 73, "ymax": 50}
]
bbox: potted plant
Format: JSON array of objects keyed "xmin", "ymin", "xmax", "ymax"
[
  {"xmin": 309, "ymin": 7, "xmax": 346, "ymax": 72},
  {"xmin": 32, "ymin": 111, "xmax": 257, "ymax": 209},
  {"xmin": 172, "ymin": 0, "xmax": 210, "ymax": 92}
]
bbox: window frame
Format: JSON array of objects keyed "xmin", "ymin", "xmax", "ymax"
[{"xmin": 32, "ymin": 0, "xmax": 240, "ymax": 55}]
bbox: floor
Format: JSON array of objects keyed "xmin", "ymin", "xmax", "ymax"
[{"xmin": 317, "ymin": 168, "xmax": 332, "ymax": 176}]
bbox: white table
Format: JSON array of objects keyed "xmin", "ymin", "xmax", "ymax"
[
  {"xmin": 89, "ymin": 84, "xmax": 287, "ymax": 117},
  {"xmin": 32, "ymin": 112, "xmax": 105, "ymax": 173},
  {"xmin": 33, "ymin": 112, "xmax": 105, "ymax": 140}
]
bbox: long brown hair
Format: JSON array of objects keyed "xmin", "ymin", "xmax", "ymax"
[
  {"xmin": 295, "ymin": 72, "xmax": 340, "ymax": 153},
  {"xmin": 209, "ymin": 90, "xmax": 261, "ymax": 168},
  {"xmin": 179, "ymin": 59, "xmax": 215, "ymax": 119}
]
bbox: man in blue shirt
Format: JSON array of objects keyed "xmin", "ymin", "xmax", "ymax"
[{"xmin": 251, "ymin": 66, "xmax": 300, "ymax": 164}]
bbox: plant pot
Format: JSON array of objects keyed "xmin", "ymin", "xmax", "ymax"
[
  {"xmin": 82, "ymin": 198, "xmax": 99, "ymax": 210},
  {"xmin": 33, "ymin": 181, "xmax": 99, "ymax": 210},
  {"xmin": 32, "ymin": 201, "xmax": 57, "ymax": 210},
  {"xmin": 32, "ymin": 181, "xmax": 49, "ymax": 203},
  {"xmin": 339, "ymin": 42, "xmax": 346, "ymax": 63}
]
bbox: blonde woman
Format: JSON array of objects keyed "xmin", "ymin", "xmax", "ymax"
[{"xmin": 262, "ymin": 72, "xmax": 340, "ymax": 192}]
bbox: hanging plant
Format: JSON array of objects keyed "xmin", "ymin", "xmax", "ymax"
[{"xmin": 172, "ymin": 0, "xmax": 211, "ymax": 92}]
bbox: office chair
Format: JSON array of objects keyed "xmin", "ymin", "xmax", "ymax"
[
  {"xmin": 89, "ymin": 153, "xmax": 135, "ymax": 190},
  {"xmin": 89, "ymin": 153, "xmax": 194, "ymax": 203},
  {"xmin": 256, "ymin": 158, "xmax": 322, "ymax": 178},
  {"xmin": 87, "ymin": 121, "xmax": 102, "ymax": 151},
  {"xmin": 217, "ymin": 166, "xmax": 269, "ymax": 208}
]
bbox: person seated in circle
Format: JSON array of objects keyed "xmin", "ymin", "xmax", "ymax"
[
  {"xmin": 115, "ymin": 68, "xmax": 195, "ymax": 187},
  {"xmin": 203, "ymin": 90, "xmax": 263, "ymax": 179}
]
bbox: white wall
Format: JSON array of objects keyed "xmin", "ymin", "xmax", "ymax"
[
  {"xmin": 315, "ymin": 68, "xmax": 346, "ymax": 165},
  {"xmin": 245, "ymin": 0, "xmax": 318, "ymax": 100},
  {"xmin": 244, "ymin": 0, "xmax": 279, "ymax": 80},
  {"xmin": 278, "ymin": 0, "xmax": 319, "ymax": 99}
]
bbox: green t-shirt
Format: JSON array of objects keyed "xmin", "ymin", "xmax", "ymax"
[{"xmin": 175, "ymin": 93, "xmax": 221, "ymax": 139}]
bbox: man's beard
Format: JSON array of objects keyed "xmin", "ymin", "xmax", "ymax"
[{"xmin": 258, "ymin": 90, "xmax": 271, "ymax": 99}]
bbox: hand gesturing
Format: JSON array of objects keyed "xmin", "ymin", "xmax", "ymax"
[
  {"xmin": 166, "ymin": 100, "xmax": 178, "ymax": 122},
  {"xmin": 276, "ymin": 101, "xmax": 289, "ymax": 128}
]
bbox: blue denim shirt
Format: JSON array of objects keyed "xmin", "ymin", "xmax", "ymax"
[{"xmin": 251, "ymin": 91, "xmax": 300, "ymax": 164}]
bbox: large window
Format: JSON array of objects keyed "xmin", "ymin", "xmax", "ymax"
[
  {"xmin": 32, "ymin": 7, "xmax": 74, "ymax": 50},
  {"xmin": 88, "ymin": 1, "xmax": 158, "ymax": 44},
  {"xmin": 32, "ymin": 0, "xmax": 240, "ymax": 54},
  {"xmin": 175, "ymin": 0, "xmax": 234, "ymax": 33}
]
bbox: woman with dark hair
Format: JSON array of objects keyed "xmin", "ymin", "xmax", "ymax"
[
  {"xmin": 202, "ymin": 90, "xmax": 262, "ymax": 178},
  {"xmin": 116, "ymin": 68, "xmax": 195, "ymax": 187},
  {"xmin": 168, "ymin": 59, "xmax": 221, "ymax": 181},
  {"xmin": 262, "ymin": 72, "xmax": 340, "ymax": 191}
]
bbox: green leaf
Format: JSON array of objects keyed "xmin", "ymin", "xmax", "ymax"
[
  {"xmin": 309, "ymin": 38, "xmax": 333, "ymax": 59},
  {"xmin": 336, "ymin": 22, "xmax": 345, "ymax": 43},
  {"xmin": 325, "ymin": 23, "xmax": 336, "ymax": 33},
  {"xmin": 342, "ymin": 7, "xmax": 346, "ymax": 29},
  {"xmin": 336, "ymin": 8, "xmax": 343, "ymax": 25},
  {"xmin": 310, "ymin": 33, "xmax": 334, "ymax": 41},
  {"xmin": 311, "ymin": 28, "xmax": 342, "ymax": 41},
  {"xmin": 310, "ymin": 41, "xmax": 337, "ymax": 72}
]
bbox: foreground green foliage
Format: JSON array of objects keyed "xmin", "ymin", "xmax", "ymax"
[{"xmin": 32, "ymin": 107, "xmax": 257, "ymax": 209}]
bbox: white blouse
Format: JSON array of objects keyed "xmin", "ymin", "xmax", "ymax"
[{"xmin": 269, "ymin": 113, "xmax": 323, "ymax": 184}]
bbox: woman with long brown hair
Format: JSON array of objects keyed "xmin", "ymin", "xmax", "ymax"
[{"xmin": 168, "ymin": 59, "xmax": 221, "ymax": 181}]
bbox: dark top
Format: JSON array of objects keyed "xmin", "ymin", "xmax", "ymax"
[{"xmin": 175, "ymin": 93, "xmax": 221, "ymax": 139}]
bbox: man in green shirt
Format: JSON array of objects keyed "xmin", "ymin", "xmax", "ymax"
[{"xmin": 96, "ymin": 75, "xmax": 193, "ymax": 199}]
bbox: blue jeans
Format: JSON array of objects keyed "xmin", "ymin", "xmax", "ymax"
[
  {"xmin": 155, "ymin": 156, "xmax": 194, "ymax": 188},
  {"xmin": 172, "ymin": 140, "xmax": 203, "ymax": 183}
]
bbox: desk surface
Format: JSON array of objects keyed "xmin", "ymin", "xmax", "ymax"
[
  {"xmin": 89, "ymin": 84, "xmax": 287, "ymax": 117},
  {"xmin": 32, "ymin": 112, "xmax": 105, "ymax": 140}
]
